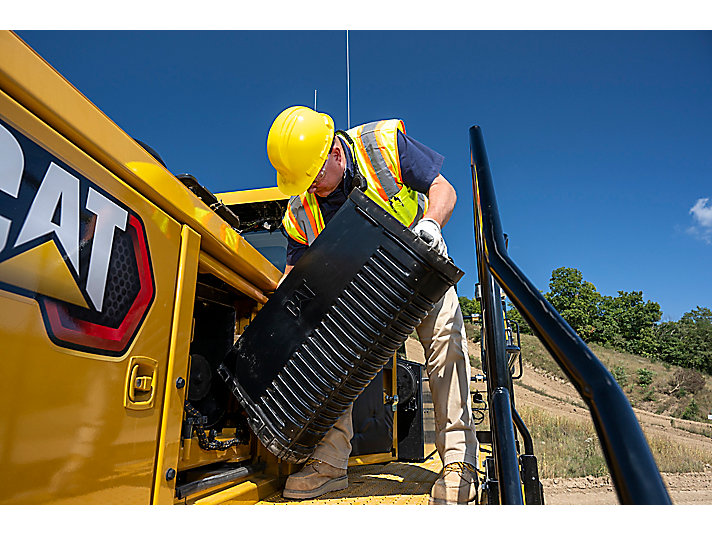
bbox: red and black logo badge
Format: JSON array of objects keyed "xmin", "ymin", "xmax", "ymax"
[{"xmin": 0, "ymin": 119, "xmax": 154, "ymax": 357}]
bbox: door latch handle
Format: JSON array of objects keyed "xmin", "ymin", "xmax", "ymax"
[
  {"xmin": 125, "ymin": 356, "xmax": 159, "ymax": 410},
  {"xmin": 133, "ymin": 372, "xmax": 153, "ymax": 393}
]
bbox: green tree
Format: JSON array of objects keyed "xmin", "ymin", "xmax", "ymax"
[
  {"xmin": 657, "ymin": 307, "xmax": 712, "ymax": 374},
  {"xmin": 501, "ymin": 265, "xmax": 709, "ymax": 373},
  {"xmin": 506, "ymin": 304, "xmax": 533, "ymax": 335},
  {"xmin": 458, "ymin": 296, "xmax": 481, "ymax": 318},
  {"xmin": 602, "ymin": 291, "xmax": 661, "ymax": 357},
  {"xmin": 544, "ymin": 267, "xmax": 605, "ymax": 342},
  {"xmin": 543, "ymin": 267, "xmax": 663, "ymax": 354}
]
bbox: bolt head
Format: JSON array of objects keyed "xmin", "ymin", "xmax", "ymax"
[
  {"xmin": 176, "ymin": 377, "xmax": 185, "ymax": 389},
  {"xmin": 166, "ymin": 468, "xmax": 176, "ymax": 481}
]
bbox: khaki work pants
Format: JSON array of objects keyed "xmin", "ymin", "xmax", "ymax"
[{"xmin": 312, "ymin": 286, "xmax": 479, "ymax": 469}]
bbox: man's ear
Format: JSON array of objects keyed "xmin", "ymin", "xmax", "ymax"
[{"xmin": 332, "ymin": 141, "xmax": 342, "ymax": 162}]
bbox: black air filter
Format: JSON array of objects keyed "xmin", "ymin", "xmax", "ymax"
[{"xmin": 218, "ymin": 189, "xmax": 463, "ymax": 463}]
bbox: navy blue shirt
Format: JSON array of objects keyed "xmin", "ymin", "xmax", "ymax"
[{"xmin": 285, "ymin": 130, "xmax": 444, "ymax": 266}]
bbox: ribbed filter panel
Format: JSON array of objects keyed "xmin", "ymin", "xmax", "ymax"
[{"xmin": 219, "ymin": 190, "xmax": 463, "ymax": 463}]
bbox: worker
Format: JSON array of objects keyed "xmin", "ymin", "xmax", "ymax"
[{"xmin": 266, "ymin": 106, "xmax": 479, "ymax": 505}]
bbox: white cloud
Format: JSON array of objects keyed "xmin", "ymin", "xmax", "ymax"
[
  {"xmin": 690, "ymin": 198, "xmax": 712, "ymax": 226},
  {"xmin": 689, "ymin": 198, "xmax": 712, "ymax": 244}
]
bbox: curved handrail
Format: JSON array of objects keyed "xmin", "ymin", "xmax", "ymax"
[{"xmin": 470, "ymin": 125, "xmax": 670, "ymax": 505}]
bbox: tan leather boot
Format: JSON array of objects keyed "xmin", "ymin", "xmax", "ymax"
[
  {"xmin": 282, "ymin": 459, "xmax": 348, "ymax": 499},
  {"xmin": 429, "ymin": 462, "xmax": 479, "ymax": 505}
]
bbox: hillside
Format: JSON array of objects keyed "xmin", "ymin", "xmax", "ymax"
[
  {"xmin": 405, "ymin": 331, "xmax": 712, "ymax": 504},
  {"xmin": 515, "ymin": 333, "xmax": 712, "ymax": 424},
  {"xmin": 511, "ymin": 334, "xmax": 712, "ymax": 503}
]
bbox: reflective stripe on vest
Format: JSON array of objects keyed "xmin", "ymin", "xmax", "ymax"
[
  {"xmin": 282, "ymin": 193, "xmax": 326, "ymax": 244},
  {"xmin": 282, "ymin": 119, "xmax": 428, "ymax": 246},
  {"xmin": 300, "ymin": 193, "xmax": 325, "ymax": 237},
  {"xmin": 282, "ymin": 196, "xmax": 312, "ymax": 245},
  {"xmin": 353, "ymin": 120, "xmax": 402, "ymax": 199},
  {"xmin": 348, "ymin": 120, "xmax": 427, "ymax": 230}
]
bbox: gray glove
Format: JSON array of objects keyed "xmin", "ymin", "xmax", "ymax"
[{"xmin": 413, "ymin": 217, "xmax": 448, "ymax": 258}]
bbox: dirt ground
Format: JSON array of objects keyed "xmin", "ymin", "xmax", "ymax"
[
  {"xmin": 405, "ymin": 337, "xmax": 712, "ymax": 505},
  {"xmin": 541, "ymin": 472, "xmax": 712, "ymax": 505},
  {"xmin": 516, "ymin": 364, "xmax": 712, "ymax": 505}
]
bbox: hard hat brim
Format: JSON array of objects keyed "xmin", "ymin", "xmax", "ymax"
[{"xmin": 276, "ymin": 171, "xmax": 308, "ymax": 196}]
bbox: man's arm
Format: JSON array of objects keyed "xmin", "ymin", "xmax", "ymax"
[
  {"xmin": 279, "ymin": 175, "xmax": 456, "ymax": 281},
  {"xmin": 423, "ymin": 174, "xmax": 457, "ymax": 228}
]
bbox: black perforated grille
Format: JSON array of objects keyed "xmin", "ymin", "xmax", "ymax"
[
  {"xmin": 65, "ymin": 228, "xmax": 141, "ymax": 328},
  {"xmin": 250, "ymin": 247, "xmax": 435, "ymax": 462},
  {"xmin": 220, "ymin": 190, "xmax": 463, "ymax": 463}
]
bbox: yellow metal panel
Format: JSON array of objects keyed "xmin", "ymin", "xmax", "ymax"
[
  {"xmin": 151, "ymin": 225, "xmax": 201, "ymax": 504},
  {"xmin": 0, "ymin": 240, "xmax": 89, "ymax": 308},
  {"xmin": 199, "ymin": 251, "xmax": 270, "ymax": 304},
  {"xmin": 0, "ymin": 31, "xmax": 281, "ymax": 293},
  {"xmin": 191, "ymin": 474, "xmax": 282, "ymax": 505},
  {"xmin": 216, "ymin": 187, "xmax": 289, "ymax": 205},
  {"xmin": 0, "ymin": 87, "xmax": 182, "ymax": 504},
  {"xmin": 348, "ymin": 453, "xmax": 395, "ymax": 467}
]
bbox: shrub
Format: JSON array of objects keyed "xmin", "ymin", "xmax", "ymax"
[
  {"xmin": 611, "ymin": 365, "xmax": 628, "ymax": 387},
  {"xmin": 665, "ymin": 368, "xmax": 706, "ymax": 396},
  {"xmin": 681, "ymin": 399, "xmax": 700, "ymax": 421},
  {"xmin": 637, "ymin": 368, "xmax": 654, "ymax": 387},
  {"xmin": 642, "ymin": 387, "xmax": 656, "ymax": 402},
  {"xmin": 464, "ymin": 322, "xmax": 481, "ymax": 343}
]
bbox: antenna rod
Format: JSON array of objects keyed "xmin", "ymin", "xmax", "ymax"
[
  {"xmin": 346, "ymin": 30, "xmax": 351, "ymax": 128},
  {"xmin": 314, "ymin": 89, "xmax": 317, "ymax": 111}
]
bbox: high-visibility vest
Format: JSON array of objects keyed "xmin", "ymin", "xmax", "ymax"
[{"xmin": 282, "ymin": 119, "xmax": 428, "ymax": 246}]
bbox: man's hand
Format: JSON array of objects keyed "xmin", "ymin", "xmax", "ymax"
[
  {"xmin": 413, "ymin": 218, "xmax": 448, "ymax": 257},
  {"xmin": 277, "ymin": 264, "xmax": 294, "ymax": 288}
]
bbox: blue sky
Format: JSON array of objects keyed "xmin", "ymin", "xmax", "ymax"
[{"xmin": 16, "ymin": 30, "xmax": 712, "ymax": 321}]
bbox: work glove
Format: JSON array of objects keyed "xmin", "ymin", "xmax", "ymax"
[{"xmin": 413, "ymin": 218, "xmax": 448, "ymax": 258}]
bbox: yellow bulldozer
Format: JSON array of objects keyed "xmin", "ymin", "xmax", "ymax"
[{"xmin": 0, "ymin": 31, "xmax": 670, "ymax": 505}]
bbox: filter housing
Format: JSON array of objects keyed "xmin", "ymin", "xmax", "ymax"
[{"xmin": 219, "ymin": 189, "xmax": 463, "ymax": 463}]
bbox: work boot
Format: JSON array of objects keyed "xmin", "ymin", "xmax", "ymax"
[
  {"xmin": 429, "ymin": 462, "xmax": 479, "ymax": 505},
  {"xmin": 282, "ymin": 458, "xmax": 348, "ymax": 500}
]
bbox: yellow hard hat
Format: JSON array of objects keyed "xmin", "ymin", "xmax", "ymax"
[{"xmin": 267, "ymin": 106, "xmax": 335, "ymax": 196}]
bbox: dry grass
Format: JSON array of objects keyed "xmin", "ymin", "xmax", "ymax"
[
  {"xmin": 646, "ymin": 434, "xmax": 712, "ymax": 473},
  {"xmin": 519, "ymin": 405, "xmax": 607, "ymax": 478},
  {"xmin": 516, "ymin": 333, "xmax": 712, "ymax": 423},
  {"xmin": 463, "ymin": 324, "xmax": 712, "ymax": 476},
  {"xmin": 671, "ymin": 418, "xmax": 712, "ymax": 439},
  {"xmin": 518, "ymin": 405, "xmax": 712, "ymax": 478}
]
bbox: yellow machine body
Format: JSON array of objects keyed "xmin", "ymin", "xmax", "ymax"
[
  {"xmin": 0, "ymin": 31, "xmax": 282, "ymax": 504},
  {"xmin": 0, "ymin": 32, "xmax": 408, "ymax": 505}
]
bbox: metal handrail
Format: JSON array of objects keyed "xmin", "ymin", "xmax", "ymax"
[{"xmin": 470, "ymin": 125, "xmax": 671, "ymax": 505}]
